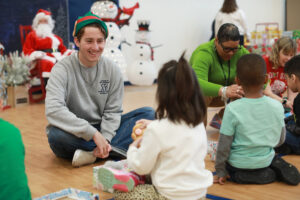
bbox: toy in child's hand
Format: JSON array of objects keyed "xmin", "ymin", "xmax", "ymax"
[{"xmin": 131, "ymin": 123, "xmax": 145, "ymax": 141}]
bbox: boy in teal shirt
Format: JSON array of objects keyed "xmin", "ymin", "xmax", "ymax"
[{"xmin": 214, "ymin": 54, "xmax": 300, "ymax": 185}]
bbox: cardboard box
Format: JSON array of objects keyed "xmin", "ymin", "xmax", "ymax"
[{"xmin": 7, "ymin": 85, "xmax": 29, "ymax": 107}]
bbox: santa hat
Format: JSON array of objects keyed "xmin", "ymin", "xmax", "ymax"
[
  {"xmin": 37, "ymin": 9, "xmax": 52, "ymax": 16},
  {"xmin": 32, "ymin": 9, "xmax": 54, "ymax": 30},
  {"xmin": 73, "ymin": 11, "xmax": 108, "ymax": 38}
]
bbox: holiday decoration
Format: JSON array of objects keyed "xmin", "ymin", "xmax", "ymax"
[
  {"xmin": 245, "ymin": 44, "xmax": 272, "ymax": 56},
  {"xmin": 91, "ymin": 0, "xmax": 139, "ymax": 28},
  {"xmin": 102, "ymin": 22, "xmax": 128, "ymax": 80},
  {"xmin": 245, "ymin": 22, "xmax": 281, "ymax": 56},
  {"xmin": 0, "ymin": 51, "xmax": 30, "ymax": 109},
  {"xmin": 3, "ymin": 51, "xmax": 31, "ymax": 86},
  {"xmin": 91, "ymin": 0, "xmax": 139, "ymax": 82},
  {"xmin": 105, "ymin": 22, "xmax": 122, "ymax": 48},
  {"xmin": 250, "ymin": 22, "xmax": 281, "ymax": 46},
  {"xmin": 91, "ymin": 0, "xmax": 118, "ymax": 19},
  {"xmin": 127, "ymin": 20, "xmax": 157, "ymax": 86}
]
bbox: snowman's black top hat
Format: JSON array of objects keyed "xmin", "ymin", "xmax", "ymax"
[
  {"xmin": 107, "ymin": 0, "xmax": 119, "ymax": 7},
  {"xmin": 137, "ymin": 20, "xmax": 150, "ymax": 31}
]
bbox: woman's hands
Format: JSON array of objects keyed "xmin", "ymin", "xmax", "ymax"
[
  {"xmin": 226, "ymin": 84, "xmax": 244, "ymax": 99},
  {"xmin": 219, "ymin": 84, "xmax": 244, "ymax": 99}
]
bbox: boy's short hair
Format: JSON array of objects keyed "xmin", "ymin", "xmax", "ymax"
[
  {"xmin": 284, "ymin": 55, "xmax": 300, "ymax": 78},
  {"xmin": 236, "ymin": 54, "xmax": 266, "ymax": 87}
]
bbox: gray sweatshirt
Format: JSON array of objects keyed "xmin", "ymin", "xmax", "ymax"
[{"xmin": 45, "ymin": 52, "xmax": 124, "ymax": 142}]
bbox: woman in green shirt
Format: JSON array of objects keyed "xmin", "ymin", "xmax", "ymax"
[{"xmin": 190, "ymin": 23, "xmax": 249, "ymax": 128}]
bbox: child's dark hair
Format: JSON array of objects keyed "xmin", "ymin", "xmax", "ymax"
[
  {"xmin": 217, "ymin": 23, "xmax": 240, "ymax": 43},
  {"xmin": 236, "ymin": 54, "xmax": 266, "ymax": 87},
  {"xmin": 155, "ymin": 52, "xmax": 206, "ymax": 127},
  {"xmin": 284, "ymin": 55, "xmax": 300, "ymax": 78}
]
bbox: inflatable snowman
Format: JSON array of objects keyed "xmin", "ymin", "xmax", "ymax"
[
  {"xmin": 91, "ymin": 0, "xmax": 128, "ymax": 81},
  {"xmin": 102, "ymin": 22, "xmax": 128, "ymax": 81},
  {"xmin": 91, "ymin": 0, "xmax": 118, "ymax": 19},
  {"xmin": 91, "ymin": 0, "xmax": 139, "ymax": 81},
  {"xmin": 91, "ymin": 0, "xmax": 139, "ymax": 28},
  {"xmin": 127, "ymin": 20, "xmax": 157, "ymax": 86}
]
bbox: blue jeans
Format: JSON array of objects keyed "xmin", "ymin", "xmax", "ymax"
[
  {"xmin": 285, "ymin": 120, "xmax": 300, "ymax": 154},
  {"xmin": 47, "ymin": 107, "xmax": 155, "ymax": 159}
]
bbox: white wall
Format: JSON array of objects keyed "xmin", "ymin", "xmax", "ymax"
[{"xmin": 119, "ymin": 0, "xmax": 285, "ymax": 73}]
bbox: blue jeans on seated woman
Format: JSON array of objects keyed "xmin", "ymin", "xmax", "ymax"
[
  {"xmin": 47, "ymin": 107, "xmax": 155, "ymax": 160},
  {"xmin": 284, "ymin": 120, "xmax": 300, "ymax": 154}
]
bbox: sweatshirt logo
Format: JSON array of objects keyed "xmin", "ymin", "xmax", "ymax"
[{"xmin": 99, "ymin": 80, "xmax": 109, "ymax": 94}]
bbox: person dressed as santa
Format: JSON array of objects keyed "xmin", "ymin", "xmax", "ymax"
[{"xmin": 23, "ymin": 9, "xmax": 72, "ymax": 81}]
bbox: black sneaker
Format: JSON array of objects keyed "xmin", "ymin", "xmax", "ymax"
[
  {"xmin": 275, "ymin": 143, "xmax": 293, "ymax": 155},
  {"xmin": 270, "ymin": 156, "xmax": 300, "ymax": 185},
  {"xmin": 233, "ymin": 168, "xmax": 276, "ymax": 184}
]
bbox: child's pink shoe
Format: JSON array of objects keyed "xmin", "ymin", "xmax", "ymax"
[{"xmin": 98, "ymin": 167, "xmax": 135, "ymax": 193}]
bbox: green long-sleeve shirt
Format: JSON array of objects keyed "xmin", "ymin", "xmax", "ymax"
[
  {"xmin": 190, "ymin": 39, "xmax": 249, "ymax": 97},
  {"xmin": 0, "ymin": 119, "xmax": 31, "ymax": 200}
]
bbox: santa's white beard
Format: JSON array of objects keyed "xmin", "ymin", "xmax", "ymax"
[{"xmin": 36, "ymin": 24, "xmax": 53, "ymax": 38}]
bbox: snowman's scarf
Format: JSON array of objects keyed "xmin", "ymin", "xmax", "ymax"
[{"xmin": 136, "ymin": 41, "xmax": 154, "ymax": 61}]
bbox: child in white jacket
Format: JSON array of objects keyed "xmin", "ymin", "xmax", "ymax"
[{"xmin": 116, "ymin": 53, "xmax": 213, "ymax": 200}]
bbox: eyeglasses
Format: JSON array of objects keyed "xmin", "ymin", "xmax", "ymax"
[{"xmin": 219, "ymin": 42, "xmax": 241, "ymax": 53}]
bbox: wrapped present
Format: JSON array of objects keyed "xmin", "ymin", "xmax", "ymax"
[
  {"xmin": 33, "ymin": 188, "xmax": 99, "ymax": 200},
  {"xmin": 207, "ymin": 140, "xmax": 218, "ymax": 161}
]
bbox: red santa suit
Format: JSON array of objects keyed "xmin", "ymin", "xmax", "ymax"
[{"xmin": 22, "ymin": 9, "xmax": 71, "ymax": 77}]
